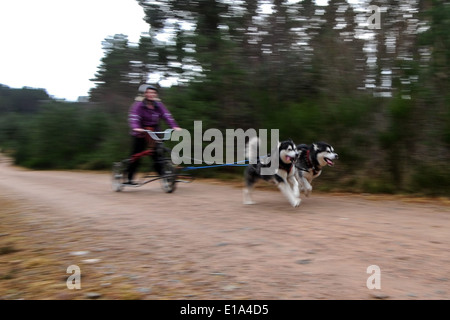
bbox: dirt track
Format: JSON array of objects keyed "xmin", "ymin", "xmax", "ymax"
[{"xmin": 0, "ymin": 155, "xmax": 449, "ymax": 300}]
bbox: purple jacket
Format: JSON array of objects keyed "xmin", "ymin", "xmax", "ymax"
[{"xmin": 128, "ymin": 100, "xmax": 179, "ymax": 137}]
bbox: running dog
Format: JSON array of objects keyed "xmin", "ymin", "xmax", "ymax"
[
  {"xmin": 294, "ymin": 142, "xmax": 338, "ymax": 197},
  {"xmin": 243, "ymin": 137, "xmax": 301, "ymax": 207}
]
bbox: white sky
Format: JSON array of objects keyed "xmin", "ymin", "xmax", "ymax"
[{"xmin": 0, "ymin": 0, "xmax": 149, "ymax": 101}]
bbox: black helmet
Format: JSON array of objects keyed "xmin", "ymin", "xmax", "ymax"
[{"xmin": 138, "ymin": 84, "xmax": 158, "ymax": 93}]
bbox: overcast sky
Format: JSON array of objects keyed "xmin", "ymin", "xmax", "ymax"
[
  {"xmin": 0, "ymin": 0, "xmax": 149, "ymax": 101},
  {"xmin": 0, "ymin": 0, "xmax": 335, "ymax": 102}
]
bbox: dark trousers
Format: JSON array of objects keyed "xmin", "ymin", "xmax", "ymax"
[{"xmin": 127, "ymin": 136, "xmax": 164, "ymax": 181}]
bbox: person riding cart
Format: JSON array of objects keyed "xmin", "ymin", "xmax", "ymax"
[{"xmin": 125, "ymin": 84, "xmax": 181, "ymax": 185}]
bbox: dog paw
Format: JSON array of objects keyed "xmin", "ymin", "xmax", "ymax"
[
  {"xmin": 292, "ymin": 198, "xmax": 301, "ymax": 207},
  {"xmin": 304, "ymin": 188, "xmax": 312, "ymax": 197},
  {"xmin": 244, "ymin": 200, "xmax": 256, "ymax": 205}
]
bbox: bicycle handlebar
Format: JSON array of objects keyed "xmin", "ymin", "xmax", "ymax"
[{"xmin": 144, "ymin": 129, "xmax": 174, "ymax": 141}]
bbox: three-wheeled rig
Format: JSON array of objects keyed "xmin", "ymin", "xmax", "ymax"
[{"xmin": 111, "ymin": 129, "xmax": 193, "ymax": 193}]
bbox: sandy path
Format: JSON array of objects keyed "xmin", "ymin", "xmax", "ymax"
[{"xmin": 1, "ymin": 156, "xmax": 449, "ymax": 300}]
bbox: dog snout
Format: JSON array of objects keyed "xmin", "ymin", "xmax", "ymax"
[
  {"xmin": 334, "ymin": 153, "xmax": 339, "ymax": 159},
  {"xmin": 288, "ymin": 150, "xmax": 298, "ymax": 158}
]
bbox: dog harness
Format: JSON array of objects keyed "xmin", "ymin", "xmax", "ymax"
[
  {"xmin": 279, "ymin": 161, "xmax": 294, "ymax": 174},
  {"xmin": 296, "ymin": 149, "xmax": 321, "ymax": 176}
]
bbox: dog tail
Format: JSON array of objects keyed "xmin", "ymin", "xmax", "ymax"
[{"xmin": 246, "ymin": 137, "xmax": 260, "ymax": 164}]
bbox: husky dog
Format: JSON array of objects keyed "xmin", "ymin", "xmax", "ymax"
[
  {"xmin": 294, "ymin": 142, "xmax": 338, "ymax": 197},
  {"xmin": 243, "ymin": 137, "xmax": 301, "ymax": 207}
]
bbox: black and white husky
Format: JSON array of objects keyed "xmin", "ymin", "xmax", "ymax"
[
  {"xmin": 243, "ymin": 137, "xmax": 301, "ymax": 207},
  {"xmin": 294, "ymin": 142, "xmax": 338, "ymax": 197}
]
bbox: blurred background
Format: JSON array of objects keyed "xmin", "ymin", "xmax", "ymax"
[{"xmin": 0, "ymin": 0, "xmax": 449, "ymax": 195}]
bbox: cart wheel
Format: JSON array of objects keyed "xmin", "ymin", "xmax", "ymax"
[
  {"xmin": 160, "ymin": 159, "xmax": 177, "ymax": 193},
  {"xmin": 112, "ymin": 161, "xmax": 126, "ymax": 192}
]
